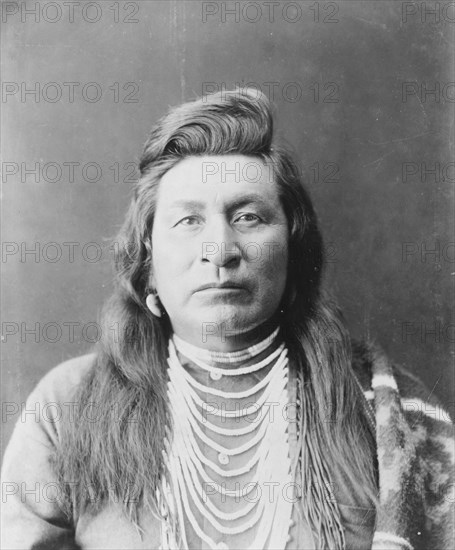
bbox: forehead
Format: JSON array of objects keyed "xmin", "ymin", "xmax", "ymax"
[{"xmin": 157, "ymin": 155, "xmax": 279, "ymax": 205}]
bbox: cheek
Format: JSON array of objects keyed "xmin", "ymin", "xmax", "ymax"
[
  {"xmin": 248, "ymin": 239, "xmax": 288, "ymax": 291},
  {"xmin": 150, "ymin": 235, "xmax": 189, "ymax": 293}
]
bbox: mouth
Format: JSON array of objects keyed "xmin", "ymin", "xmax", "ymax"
[{"xmin": 193, "ymin": 282, "xmax": 246, "ymax": 293}]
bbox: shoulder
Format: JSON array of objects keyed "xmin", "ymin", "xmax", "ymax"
[
  {"xmin": 29, "ymin": 352, "xmax": 97, "ymax": 405},
  {"xmin": 350, "ymin": 341, "xmax": 454, "ymax": 547},
  {"xmin": 350, "ymin": 339, "xmax": 453, "ymax": 422},
  {"xmin": 2, "ymin": 354, "xmax": 98, "ymax": 474},
  {"xmin": 21, "ymin": 353, "xmax": 98, "ymax": 438},
  {"xmin": 37, "ymin": 352, "xmax": 97, "ymax": 389}
]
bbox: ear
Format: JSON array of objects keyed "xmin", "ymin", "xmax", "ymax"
[
  {"xmin": 280, "ymin": 280, "xmax": 297, "ymax": 313},
  {"xmin": 146, "ymin": 293, "xmax": 162, "ymax": 318},
  {"xmin": 288, "ymin": 285, "xmax": 297, "ymax": 308}
]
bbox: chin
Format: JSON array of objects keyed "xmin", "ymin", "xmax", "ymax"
[
  {"xmin": 192, "ymin": 305, "xmax": 260, "ymax": 336},
  {"xmin": 196, "ymin": 305, "xmax": 272, "ymax": 338}
]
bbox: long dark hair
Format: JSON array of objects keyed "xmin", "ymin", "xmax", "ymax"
[{"xmin": 53, "ymin": 88, "xmax": 378, "ymax": 544}]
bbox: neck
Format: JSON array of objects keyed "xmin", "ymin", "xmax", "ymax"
[{"xmin": 173, "ymin": 316, "xmax": 281, "ymax": 354}]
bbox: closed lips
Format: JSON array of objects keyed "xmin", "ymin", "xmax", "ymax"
[{"xmin": 194, "ymin": 283, "xmax": 245, "ymax": 292}]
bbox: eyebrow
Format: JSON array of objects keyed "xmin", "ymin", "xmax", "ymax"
[
  {"xmin": 168, "ymin": 194, "xmax": 273, "ymax": 212},
  {"xmin": 168, "ymin": 200, "xmax": 205, "ymax": 211}
]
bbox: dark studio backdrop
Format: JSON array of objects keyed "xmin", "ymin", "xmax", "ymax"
[{"xmin": 2, "ymin": 0, "xmax": 454, "ymax": 454}]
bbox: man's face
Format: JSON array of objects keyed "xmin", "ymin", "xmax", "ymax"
[{"xmin": 151, "ymin": 154, "xmax": 289, "ymax": 347}]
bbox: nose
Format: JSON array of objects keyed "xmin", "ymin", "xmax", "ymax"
[{"xmin": 201, "ymin": 217, "xmax": 241, "ymax": 268}]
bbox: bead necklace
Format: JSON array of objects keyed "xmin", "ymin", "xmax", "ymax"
[
  {"xmin": 173, "ymin": 327, "xmax": 280, "ymax": 365},
  {"xmin": 162, "ymin": 332, "xmax": 294, "ymax": 550},
  {"xmin": 169, "ymin": 343, "xmax": 287, "ymax": 399}
]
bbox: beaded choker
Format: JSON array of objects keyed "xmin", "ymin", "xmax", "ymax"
[
  {"xmin": 160, "ymin": 328, "xmax": 294, "ymax": 550},
  {"xmin": 172, "ymin": 327, "xmax": 280, "ymax": 365}
]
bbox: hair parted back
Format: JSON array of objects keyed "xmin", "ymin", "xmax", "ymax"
[{"xmin": 53, "ymin": 88, "xmax": 378, "ymax": 545}]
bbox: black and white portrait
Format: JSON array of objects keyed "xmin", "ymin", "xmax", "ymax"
[{"xmin": 1, "ymin": 1, "xmax": 454, "ymax": 549}]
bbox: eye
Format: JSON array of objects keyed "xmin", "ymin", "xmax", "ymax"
[
  {"xmin": 234, "ymin": 213, "xmax": 261, "ymax": 224},
  {"xmin": 175, "ymin": 215, "xmax": 202, "ymax": 227}
]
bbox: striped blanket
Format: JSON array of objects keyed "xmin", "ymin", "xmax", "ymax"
[{"xmin": 352, "ymin": 343, "xmax": 454, "ymax": 550}]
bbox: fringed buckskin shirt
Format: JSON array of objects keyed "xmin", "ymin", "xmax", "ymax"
[{"xmin": 1, "ymin": 342, "xmax": 454, "ymax": 550}]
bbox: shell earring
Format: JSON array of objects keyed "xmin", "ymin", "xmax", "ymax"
[{"xmin": 146, "ymin": 291, "xmax": 162, "ymax": 318}]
